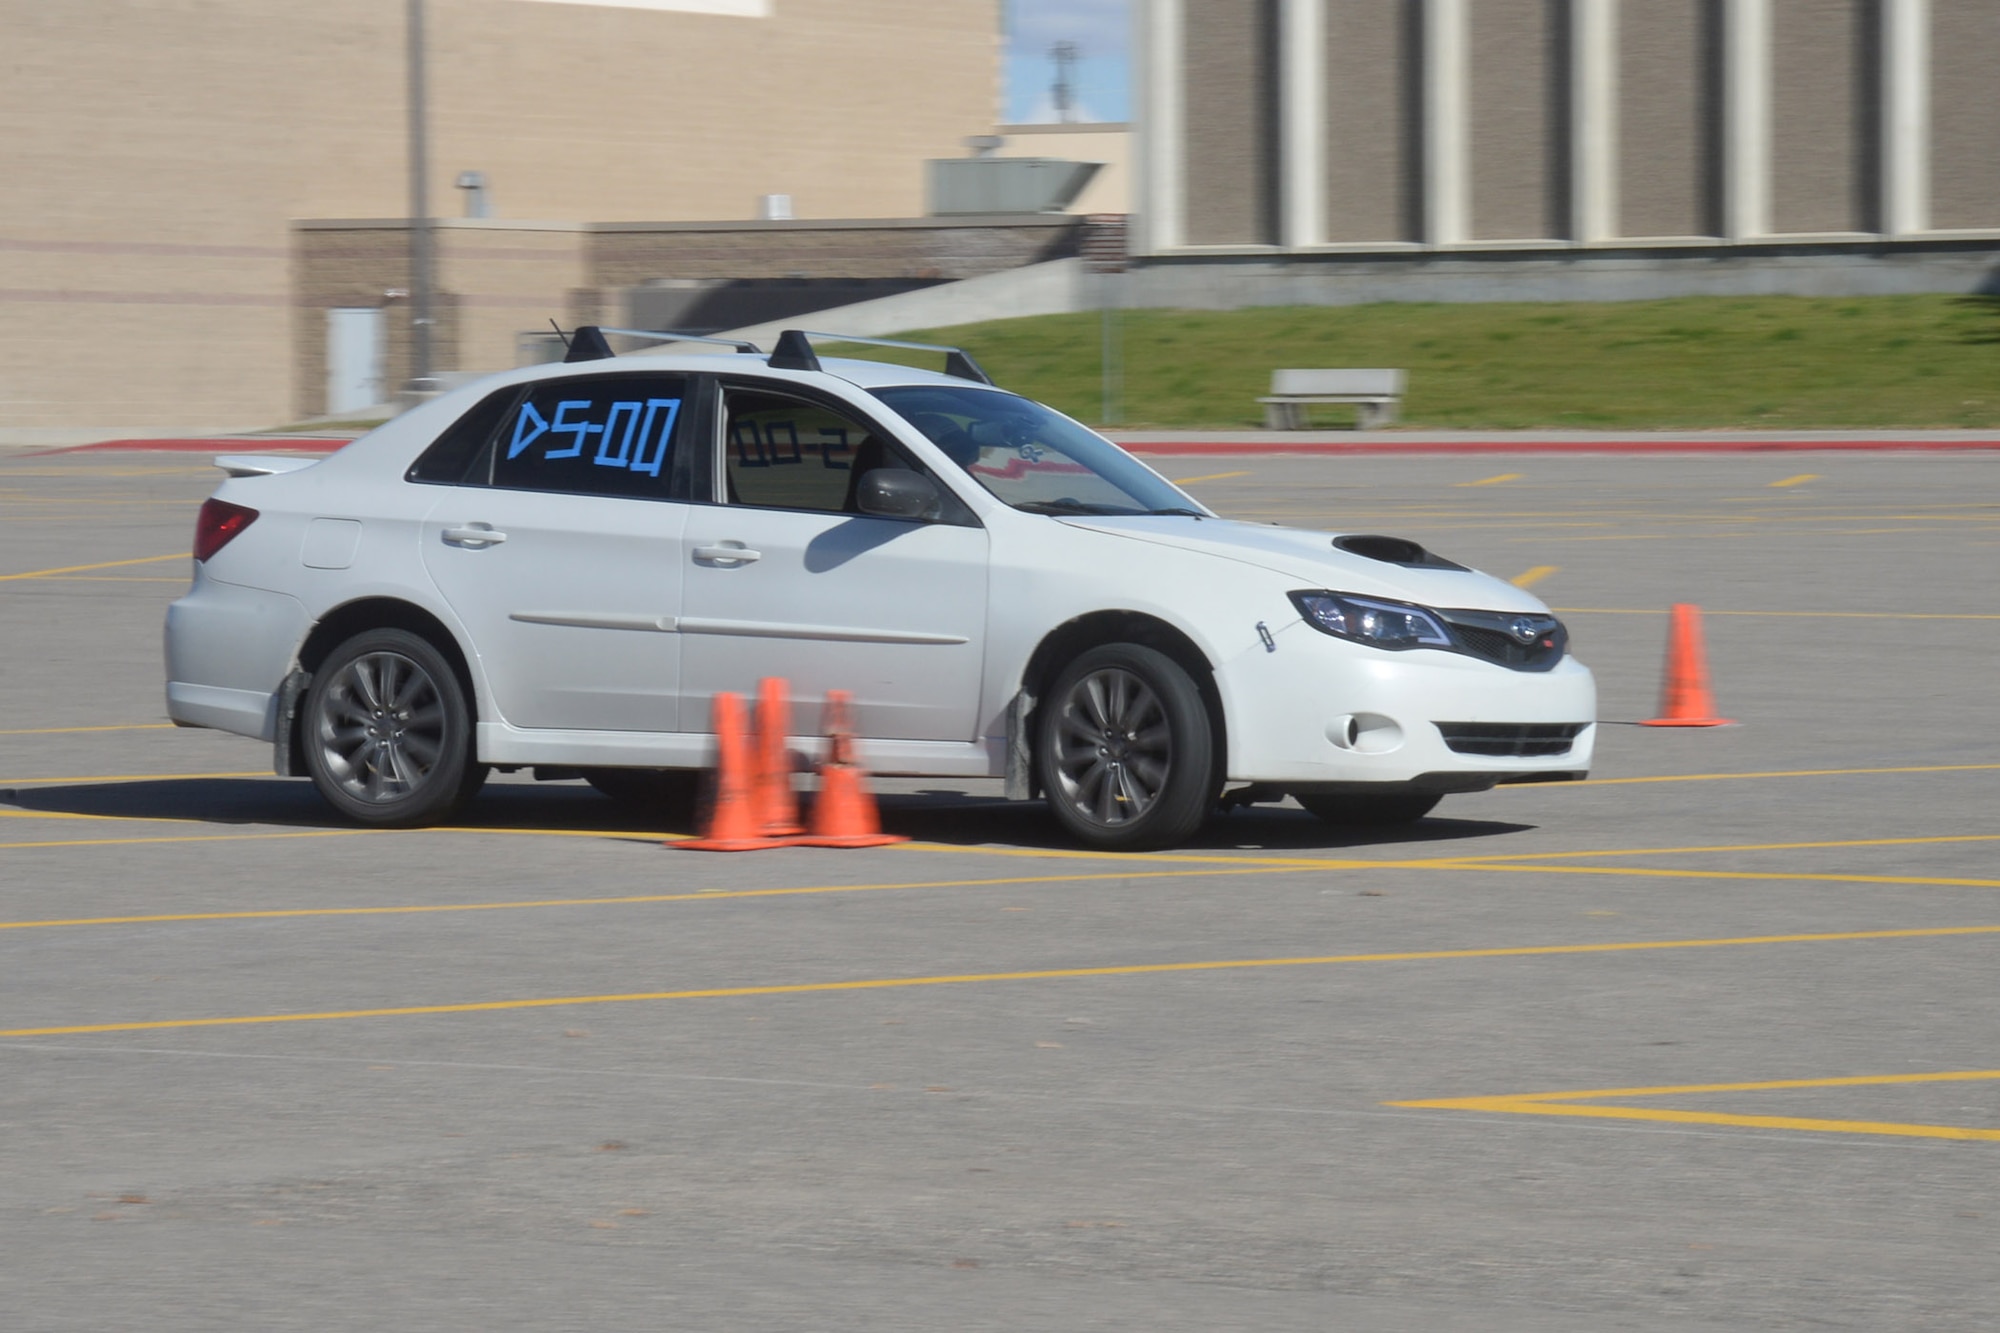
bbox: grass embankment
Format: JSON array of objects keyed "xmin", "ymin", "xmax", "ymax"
[{"xmin": 891, "ymin": 294, "xmax": 2000, "ymax": 430}]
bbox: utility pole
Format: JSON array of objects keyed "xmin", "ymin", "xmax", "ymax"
[
  {"xmin": 1052, "ymin": 40, "xmax": 1078, "ymax": 124},
  {"xmin": 407, "ymin": 0, "xmax": 433, "ymax": 388}
]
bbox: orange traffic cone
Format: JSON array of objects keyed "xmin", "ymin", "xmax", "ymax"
[
  {"xmin": 798, "ymin": 690, "xmax": 909, "ymax": 848},
  {"xmin": 752, "ymin": 677, "xmax": 806, "ymax": 837},
  {"xmin": 675, "ymin": 691, "xmax": 799, "ymax": 851},
  {"xmin": 1642, "ymin": 603, "xmax": 1734, "ymax": 727}
]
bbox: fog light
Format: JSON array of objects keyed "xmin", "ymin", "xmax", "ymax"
[{"xmin": 1326, "ymin": 713, "xmax": 1403, "ymax": 754}]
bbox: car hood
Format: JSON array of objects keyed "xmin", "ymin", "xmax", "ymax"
[{"xmin": 1057, "ymin": 516, "xmax": 1552, "ymax": 612}]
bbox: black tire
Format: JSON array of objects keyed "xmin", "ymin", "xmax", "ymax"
[
  {"xmin": 581, "ymin": 767, "xmax": 701, "ymax": 815},
  {"xmin": 1294, "ymin": 791, "xmax": 1442, "ymax": 827},
  {"xmin": 301, "ymin": 627, "xmax": 485, "ymax": 827},
  {"xmin": 1036, "ymin": 642, "xmax": 1216, "ymax": 851}
]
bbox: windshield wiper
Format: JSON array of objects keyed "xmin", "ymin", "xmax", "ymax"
[
  {"xmin": 1145, "ymin": 507, "xmax": 1206, "ymax": 518},
  {"xmin": 1012, "ymin": 498, "xmax": 1133, "ymax": 516}
]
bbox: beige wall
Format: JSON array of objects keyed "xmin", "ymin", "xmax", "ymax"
[
  {"xmin": 0, "ymin": 0, "xmax": 999, "ymax": 437},
  {"xmin": 1931, "ymin": 0, "xmax": 2000, "ymax": 231},
  {"xmin": 1323, "ymin": 0, "xmax": 1420, "ymax": 244},
  {"xmin": 1617, "ymin": 0, "xmax": 1718, "ymax": 239},
  {"xmin": 292, "ymin": 215, "xmax": 1081, "ymax": 417},
  {"xmin": 1467, "ymin": 0, "xmax": 1566, "ymax": 241},
  {"xmin": 993, "ymin": 124, "xmax": 1133, "ymax": 215},
  {"xmin": 1769, "ymin": 0, "xmax": 1874, "ymax": 235},
  {"xmin": 1180, "ymin": 0, "xmax": 1279, "ymax": 246}
]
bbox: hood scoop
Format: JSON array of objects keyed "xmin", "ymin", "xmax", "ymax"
[{"xmin": 1333, "ymin": 533, "xmax": 1468, "ymax": 571}]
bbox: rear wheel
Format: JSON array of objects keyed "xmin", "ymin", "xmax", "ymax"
[
  {"xmin": 1294, "ymin": 791, "xmax": 1441, "ymax": 827},
  {"xmin": 302, "ymin": 628, "xmax": 485, "ymax": 826},
  {"xmin": 1036, "ymin": 643, "xmax": 1216, "ymax": 851}
]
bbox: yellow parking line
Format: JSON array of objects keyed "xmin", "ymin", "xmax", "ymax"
[
  {"xmin": 0, "ymin": 723, "xmax": 176, "ymax": 736},
  {"xmin": 1446, "ymin": 832, "xmax": 2000, "ymax": 863},
  {"xmin": 1458, "ymin": 473, "xmax": 1522, "ymax": 487},
  {"xmin": 8, "ymin": 923, "xmax": 1998, "ymax": 1039},
  {"xmin": 1446, "ymin": 861, "xmax": 2000, "ymax": 891},
  {"xmin": 1574, "ymin": 763, "xmax": 2000, "ymax": 785},
  {"xmin": 0, "ymin": 770, "xmax": 270, "ymax": 786},
  {"xmin": 0, "ymin": 553, "xmax": 188, "ymax": 582},
  {"xmin": 0, "ymin": 830, "xmax": 382, "ymax": 853},
  {"xmin": 1170, "ymin": 470, "xmax": 1250, "ymax": 485},
  {"xmin": 1392, "ymin": 1069, "xmax": 2000, "ymax": 1142},
  {"xmin": 1768, "ymin": 473, "xmax": 1822, "ymax": 488},
  {"xmin": 1555, "ymin": 608, "xmax": 2000, "ymax": 620},
  {"xmin": 0, "ymin": 865, "xmax": 1305, "ymax": 932},
  {"xmin": 1510, "ymin": 565, "xmax": 1558, "ymax": 588}
]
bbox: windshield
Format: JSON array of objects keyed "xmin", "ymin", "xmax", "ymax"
[{"xmin": 871, "ymin": 385, "xmax": 1204, "ymax": 517}]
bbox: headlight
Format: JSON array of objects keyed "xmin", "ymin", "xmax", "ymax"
[{"xmin": 1289, "ymin": 591, "xmax": 1454, "ymax": 650}]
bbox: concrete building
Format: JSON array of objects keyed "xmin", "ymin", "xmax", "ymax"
[
  {"xmin": 1132, "ymin": 0, "xmax": 2000, "ymax": 306},
  {"xmin": 0, "ymin": 0, "xmax": 1004, "ymax": 442}
]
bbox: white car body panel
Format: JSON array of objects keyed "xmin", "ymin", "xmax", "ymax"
[
  {"xmin": 679, "ymin": 506, "xmax": 989, "ymax": 742},
  {"xmin": 165, "ymin": 346, "xmax": 1596, "ymax": 815},
  {"xmin": 420, "ymin": 488, "xmax": 686, "ymax": 732}
]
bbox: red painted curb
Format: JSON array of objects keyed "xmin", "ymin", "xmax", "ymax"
[
  {"xmin": 1118, "ymin": 438, "xmax": 2000, "ymax": 456},
  {"xmin": 34, "ymin": 437, "xmax": 345, "ymax": 456}
]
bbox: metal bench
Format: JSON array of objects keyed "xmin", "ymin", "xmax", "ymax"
[{"xmin": 1258, "ymin": 368, "xmax": 1406, "ymax": 429}]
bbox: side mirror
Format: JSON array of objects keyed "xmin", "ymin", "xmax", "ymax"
[{"xmin": 856, "ymin": 468, "xmax": 942, "ymax": 521}]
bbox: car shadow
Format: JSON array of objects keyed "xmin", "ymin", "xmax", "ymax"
[
  {"xmin": 872, "ymin": 790, "xmax": 1535, "ymax": 853},
  {"xmin": 0, "ymin": 776, "xmax": 678, "ymax": 837},
  {"xmin": 3, "ymin": 777, "xmax": 1534, "ymax": 854}
]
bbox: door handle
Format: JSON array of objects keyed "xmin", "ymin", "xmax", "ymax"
[
  {"xmin": 442, "ymin": 524, "xmax": 507, "ymax": 547},
  {"xmin": 693, "ymin": 542, "xmax": 762, "ymax": 565}
]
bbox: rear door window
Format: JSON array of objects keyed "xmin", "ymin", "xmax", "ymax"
[{"xmin": 492, "ymin": 375, "xmax": 691, "ymax": 499}]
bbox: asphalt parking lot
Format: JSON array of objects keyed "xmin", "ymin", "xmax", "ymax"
[{"xmin": 4, "ymin": 446, "xmax": 1998, "ymax": 1331}]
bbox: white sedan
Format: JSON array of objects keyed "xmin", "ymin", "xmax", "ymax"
[{"xmin": 164, "ymin": 329, "xmax": 1594, "ymax": 849}]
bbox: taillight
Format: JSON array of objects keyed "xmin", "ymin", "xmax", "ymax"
[{"xmin": 193, "ymin": 498, "xmax": 259, "ymax": 562}]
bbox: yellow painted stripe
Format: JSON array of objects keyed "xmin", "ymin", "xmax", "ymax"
[
  {"xmin": 0, "ymin": 809, "xmax": 126, "ymax": 823},
  {"xmin": 1446, "ymin": 861, "xmax": 2000, "ymax": 891},
  {"xmin": 1457, "ymin": 473, "xmax": 1522, "ymax": 487},
  {"xmin": 1444, "ymin": 832, "xmax": 2000, "ymax": 864},
  {"xmin": 8, "ymin": 923, "xmax": 1997, "ymax": 1039},
  {"xmin": 0, "ymin": 723, "xmax": 176, "ymax": 736},
  {"xmin": 1393, "ymin": 1098, "xmax": 2000, "ymax": 1142},
  {"xmin": 1510, "ymin": 565, "xmax": 1558, "ymax": 589},
  {"xmin": 0, "ymin": 553, "xmax": 188, "ymax": 582},
  {"xmin": 1441, "ymin": 1068, "xmax": 2000, "ymax": 1102},
  {"xmin": 0, "ymin": 770, "xmax": 269, "ymax": 786},
  {"xmin": 0, "ymin": 830, "xmax": 382, "ymax": 853},
  {"xmin": 1554, "ymin": 607, "xmax": 2000, "ymax": 621},
  {"xmin": 0, "ymin": 865, "xmax": 1304, "ymax": 932},
  {"xmin": 1170, "ymin": 470, "xmax": 1250, "ymax": 485},
  {"xmin": 1391, "ymin": 1069, "xmax": 2000, "ymax": 1141},
  {"xmin": 1572, "ymin": 763, "xmax": 2000, "ymax": 786},
  {"xmin": 1769, "ymin": 473, "xmax": 1822, "ymax": 488}
]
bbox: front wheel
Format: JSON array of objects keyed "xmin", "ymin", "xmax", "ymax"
[
  {"xmin": 1036, "ymin": 643, "xmax": 1216, "ymax": 851},
  {"xmin": 301, "ymin": 628, "xmax": 485, "ymax": 826},
  {"xmin": 1294, "ymin": 791, "xmax": 1441, "ymax": 827}
]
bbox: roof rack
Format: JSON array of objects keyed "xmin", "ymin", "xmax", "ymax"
[
  {"xmin": 767, "ymin": 330, "xmax": 992, "ymax": 385},
  {"xmin": 558, "ymin": 325, "xmax": 763, "ymax": 363}
]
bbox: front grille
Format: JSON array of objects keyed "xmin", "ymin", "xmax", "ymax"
[
  {"xmin": 1438, "ymin": 609, "xmax": 1567, "ymax": 672},
  {"xmin": 1436, "ymin": 722, "xmax": 1588, "ymax": 757}
]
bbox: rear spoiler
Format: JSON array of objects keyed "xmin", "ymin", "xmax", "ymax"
[{"xmin": 212, "ymin": 454, "xmax": 322, "ymax": 478}]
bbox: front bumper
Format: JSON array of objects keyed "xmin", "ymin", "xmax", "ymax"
[{"xmin": 1216, "ymin": 630, "xmax": 1597, "ymax": 788}]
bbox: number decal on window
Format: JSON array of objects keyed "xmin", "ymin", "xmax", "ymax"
[{"xmin": 507, "ymin": 396, "xmax": 680, "ymax": 477}]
